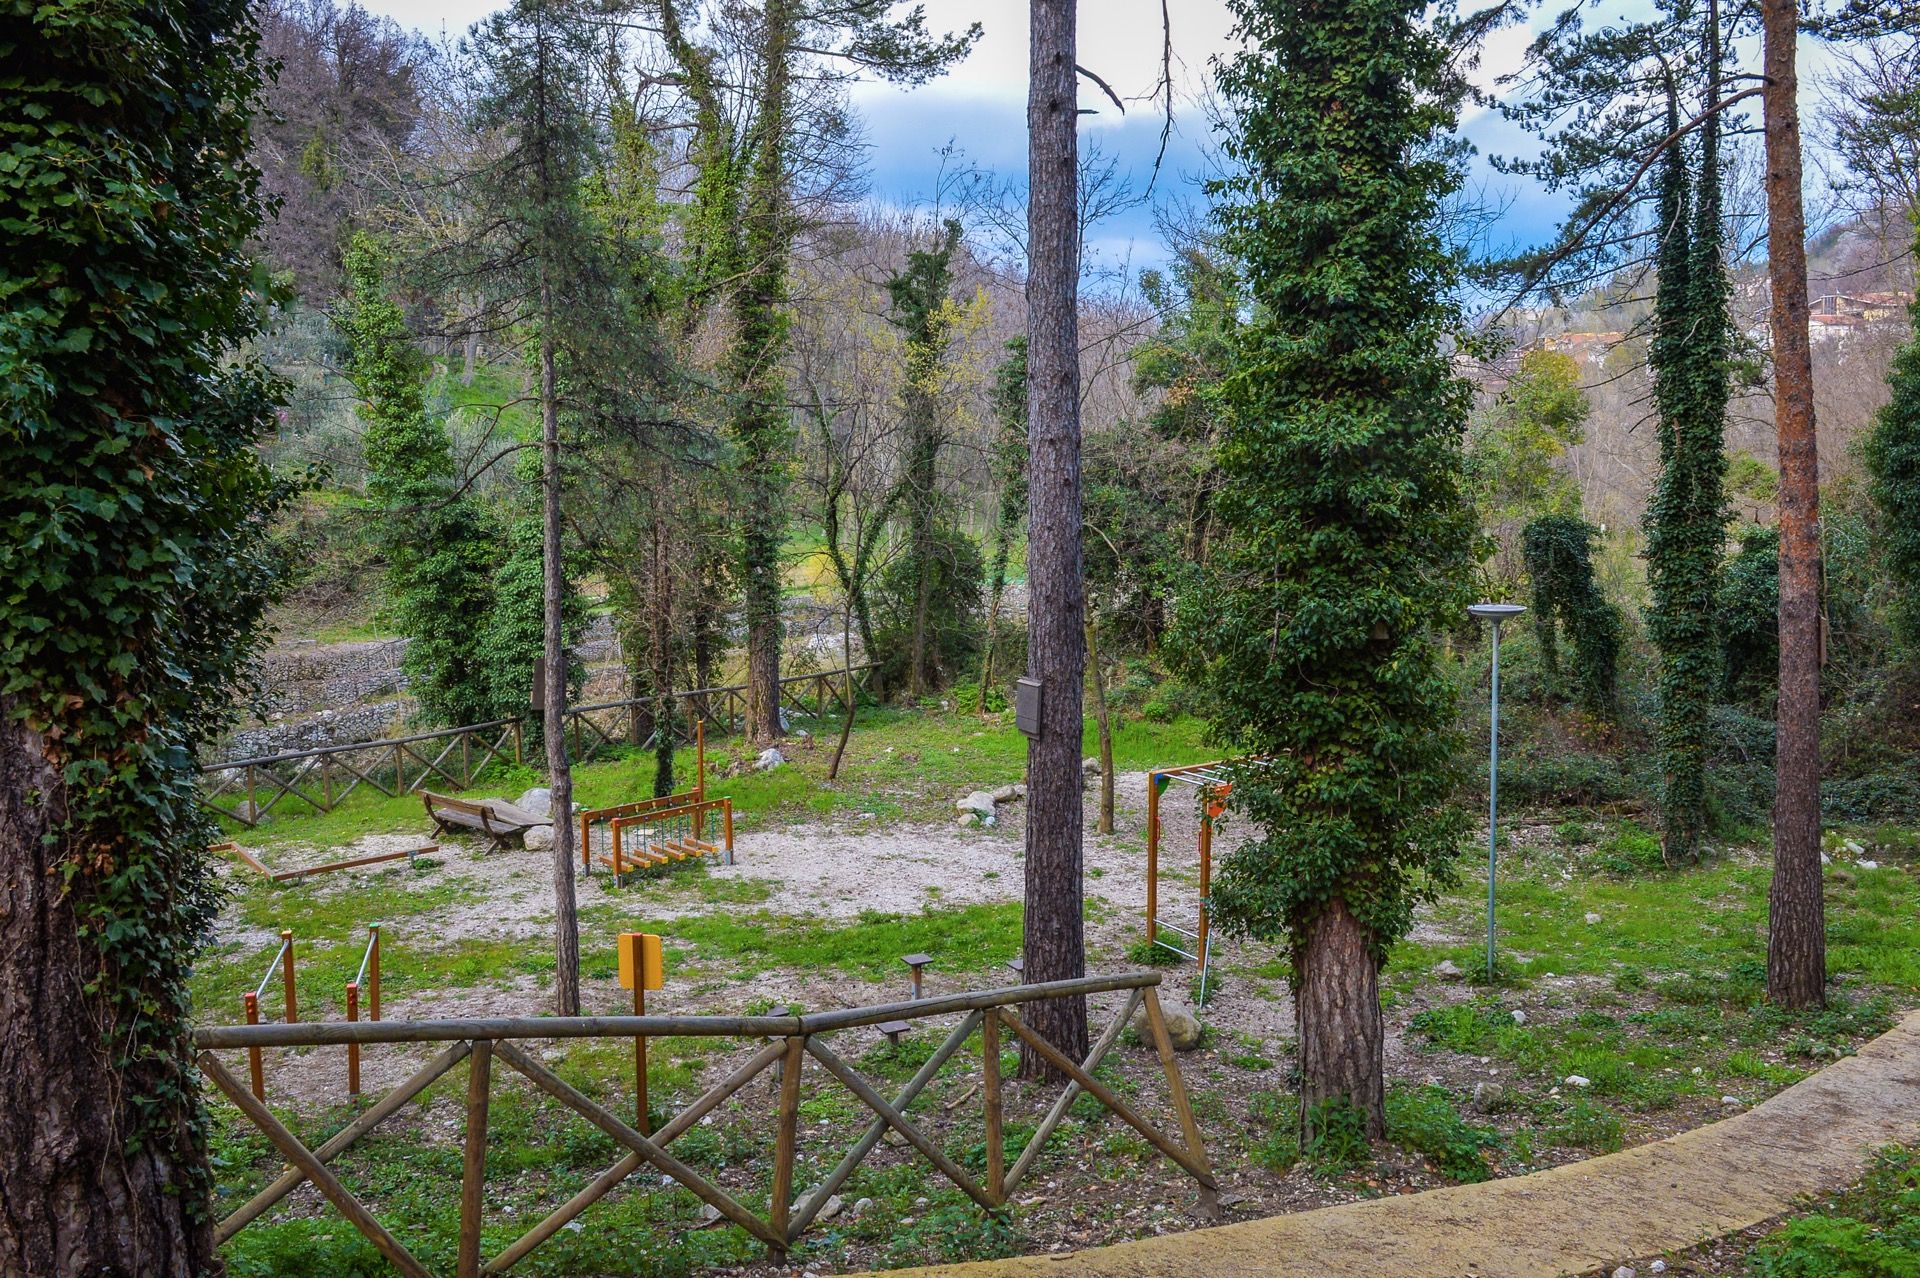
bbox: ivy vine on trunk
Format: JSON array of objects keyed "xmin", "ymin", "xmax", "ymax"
[
  {"xmin": 1175, "ymin": 0, "xmax": 1477, "ymax": 1140},
  {"xmin": 1, "ymin": 0, "xmax": 288, "ymax": 1267}
]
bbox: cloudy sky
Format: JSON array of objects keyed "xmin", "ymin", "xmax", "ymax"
[{"xmin": 353, "ymin": 0, "xmax": 1813, "ymax": 274}]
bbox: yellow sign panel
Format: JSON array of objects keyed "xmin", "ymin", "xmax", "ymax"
[{"xmin": 618, "ymin": 932, "xmax": 664, "ymax": 991}]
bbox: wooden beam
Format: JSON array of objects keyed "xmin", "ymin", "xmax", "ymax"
[
  {"xmin": 1000, "ymin": 1009, "xmax": 1216, "ymax": 1189},
  {"xmin": 217, "ymin": 1041, "xmax": 472, "ymax": 1241},
  {"xmin": 788, "ymin": 1011, "xmax": 983, "ymax": 1239},
  {"xmin": 769, "ymin": 1037, "xmax": 805, "ymax": 1254},
  {"xmin": 485, "ymin": 1039, "xmax": 784, "ymax": 1273},
  {"xmin": 458, "ymin": 1041, "xmax": 492, "ymax": 1277},
  {"xmin": 1142, "ymin": 989, "xmax": 1220, "ymax": 1219},
  {"xmin": 199, "ymin": 1051, "xmax": 434, "ymax": 1278},
  {"xmin": 490, "ymin": 1040, "xmax": 783, "ymax": 1250},
  {"xmin": 805, "ymin": 1039, "xmax": 998, "ymax": 1212},
  {"xmin": 1005, "ymin": 989, "xmax": 1141, "ymax": 1194}
]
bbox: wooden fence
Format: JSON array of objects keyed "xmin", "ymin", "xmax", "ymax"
[
  {"xmin": 197, "ymin": 971, "xmax": 1217, "ymax": 1276},
  {"xmin": 201, "ymin": 664, "xmax": 878, "ymax": 827}
]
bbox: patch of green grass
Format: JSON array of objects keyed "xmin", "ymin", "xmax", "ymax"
[
  {"xmin": 1385, "ymin": 1085, "xmax": 1501, "ymax": 1183},
  {"xmin": 1746, "ymin": 1145, "xmax": 1920, "ymax": 1277},
  {"xmin": 656, "ymin": 902, "xmax": 1024, "ymax": 981}
]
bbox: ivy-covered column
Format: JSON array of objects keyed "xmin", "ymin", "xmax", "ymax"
[{"xmin": 1176, "ymin": 0, "xmax": 1477, "ymax": 1137}]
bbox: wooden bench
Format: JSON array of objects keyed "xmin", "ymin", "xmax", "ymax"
[{"xmin": 421, "ymin": 792, "xmax": 551, "ymax": 851}]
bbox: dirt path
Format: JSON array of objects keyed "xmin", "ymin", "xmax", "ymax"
[{"xmin": 893, "ymin": 1009, "xmax": 1920, "ymax": 1278}]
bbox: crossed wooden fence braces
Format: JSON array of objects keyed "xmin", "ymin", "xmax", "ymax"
[{"xmin": 197, "ymin": 971, "xmax": 1216, "ymax": 1276}]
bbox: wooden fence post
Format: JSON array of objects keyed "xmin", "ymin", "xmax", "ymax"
[
  {"xmin": 243, "ymin": 991, "xmax": 263, "ymax": 1100},
  {"xmin": 458, "ymin": 1040, "xmax": 492, "ymax": 1278},
  {"xmin": 279, "ymin": 930, "xmax": 297, "ymax": 1023},
  {"xmin": 769, "ymin": 1036, "xmax": 805, "ymax": 1257},
  {"xmin": 983, "ymin": 1009, "xmax": 1005, "ymax": 1204}
]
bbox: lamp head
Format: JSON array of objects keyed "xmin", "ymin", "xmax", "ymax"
[{"xmin": 1468, "ymin": 603, "xmax": 1528, "ymax": 623}]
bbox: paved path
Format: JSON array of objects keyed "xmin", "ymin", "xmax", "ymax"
[{"xmin": 902, "ymin": 1009, "xmax": 1920, "ymax": 1278}]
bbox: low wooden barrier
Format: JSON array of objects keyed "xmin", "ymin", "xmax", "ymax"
[
  {"xmin": 202, "ymin": 664, "xmax": 878, "ymax": 827},
  {"xmin": 198, "ymin": 971, "xmax": 1217, "ymax": 1275}
]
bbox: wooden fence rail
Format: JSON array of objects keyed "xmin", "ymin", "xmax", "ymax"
[
  {"xmin": 197, "ymin": 971, "xmax": 1217, "ymax": 1275},
  {"xmin": 201, "ymin": 664, "xmax": 878, "ymax": 827}
]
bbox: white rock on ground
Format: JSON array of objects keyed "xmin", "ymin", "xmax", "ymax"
[
  {"xmin": 1511, "ymin": 1009, "xmax": 1528, "ymax": 1025},
  {"xmin": 523, "ymin": 824, "xmax": 555, "ymax": 852},
  {"xmin": 1566, "ymin": 1074, "xmax": 1592, "ymax": 1088},
  {"xmin": 755, "ymin": 747, "xmax": 785, "ymax": 771},
  {"xmin": 956, "ymin": 790, "xmax": 999, "ymax": 818},
  {"xmin": 1131, "ymin": 1001, "xmax": 1204, "ymax": 1051},
  {"xmin": 516, "ymin": 787, "xmax": 553, "ymax": 817},
  {"xmin": 1082, "ymin": 755, "xmax": 1102, "ymax": 775},
  {"xmin": 1433, "ymin": 959, "xmax": 1465, "ymax": 979}
]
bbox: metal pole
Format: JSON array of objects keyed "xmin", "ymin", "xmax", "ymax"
[{"xmin": 1487, "ymin": 620, "xmax": 1501, "ymax": 982}]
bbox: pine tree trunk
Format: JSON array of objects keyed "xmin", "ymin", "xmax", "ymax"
[
  {"xmin": 540, "ymin": 314, "xmax": 582, "ymax": 1017},
  {"xmin": 1296, "ymin": 898, "xmax": 1386, "ymax": 1138},
  {"xmin": 0, "ymin": 717, "xmax": 221, "ymax": 1277},
  {"xmin": 1761, "ymin": 0, "xmax": 1826, "ymax": 1010},
  {"xmin": 1019, "ymin": 0, "xmax": 1088, "ymax": 1079}
]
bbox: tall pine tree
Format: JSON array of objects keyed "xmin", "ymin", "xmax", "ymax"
[{"xmin": 1176, "ymin": 0, "xmax": 1477, "ymax": 1137}]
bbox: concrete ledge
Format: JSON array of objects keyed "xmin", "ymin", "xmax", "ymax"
[{"xmin": 895, "ymin": 1010, "xmax": 1920, "ymax": 1278}]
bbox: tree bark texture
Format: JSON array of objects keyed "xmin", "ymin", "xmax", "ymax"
[
  {"xmin": 1761, "ymin": 0, "xmax": 1826, "ymax": 1010},
  {"xmin": 1020, "ymin": 0, "xmax": 1089, "ymax": 1078},
  {"xmin": 1295, "ymin": 898, "xmax": 1386, "ymax": 1138},
  {"xmin": 541, "ymin": 317, "xmax": 582, "ymax": 1017},
  {"xmin": 0, "ymin": 714, "xmax": 221, "ymax": 1277}
]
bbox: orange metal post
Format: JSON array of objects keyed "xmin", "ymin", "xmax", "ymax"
[
  {"xmin": 612, "ymin": 818, "xmax": 624, "ymax": 880},
  {"xmin": 723, "ymin": 801, "xmax": 734, "ymax": 866},
  {"xmin": 1198, "ymin": 794, "xmax": 1223, "ymax": 963},
  {"xmin": 580, "ymin": 807, "xmax": 593, "ymax": 873},
  {"xmin": 1145, "ymin": 774, "xmax": 1161, "ymax": 946},
  {"xmin": 244, "ymin": 992, "xmax": 264, "ymax": 1100},
  {"xmin": 346, "ymin": 982, "xmax": 360, "ymax": 1097},
  {"xmin": 279, "ymin": 930, "xmax": 297, "ymax": 1023}
]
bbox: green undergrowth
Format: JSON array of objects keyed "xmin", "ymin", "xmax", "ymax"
[{"xmin": 1745, "ymin": 1145, "xmax": 1920, "ymax": 1277}]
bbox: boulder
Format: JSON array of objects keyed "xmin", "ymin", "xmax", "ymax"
[
  {"xmin": 754, "ymin": 748, "xmax": 785, "ymax": 771},
  {"xmin": 956, "ymin": 790, "xmax": 998, "ymax": 819},
  {"xmin": 523, "ymin": 824, "xmax": 555, "ymax": 852},
  {"xmin": 1131, "ymin": 1001, "xmax": 1204, "ymax": 1052},
  {"xmin": 1433, "ymin": 959, "xmax": 1465, "ymax": 980},
  {"xmin": 990, "ymin": 783, "xmax": 1022, "ymax": 804},
  {"xmin": 1565, "ymin": 1073, "xmax": 1591, "ymax": 1088},
  {"xmin": 1470, "ymin": 1081, "xmax": 1506, "ymax": 1114},
  {"xmin": 1081, "ymin": 755, "xmax": 1102, "ymax": 775},
  {"xmin": 516, "ymin": 787, "xmax": 553, "ymax": 818}
]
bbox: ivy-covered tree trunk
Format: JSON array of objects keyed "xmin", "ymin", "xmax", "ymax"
[
  {"xmin": 734, "ymin": 0, "xmax": 795, "ymax": 747},
  {"xmin": 1, "ymin": 0, "xmax": 284, "ymax": 1265},
  {"xmin": 1020, "ymin": 0, "xmax": 1089, "ymax": 1077},
  {"xmin": 1762, "ymin": 0, "xmax": 1826, "ymax": 1010},
  {"xmin": 979, "ymin": 338, "xmax": 1029, "ymax": 716},
  {"xmin": 0, "ymin": 723, "xmax": 222, "ymax": 1275},
  {"xmin": 1179, "ymin": 0, "xmax": 1477, "ymax": 1138}
]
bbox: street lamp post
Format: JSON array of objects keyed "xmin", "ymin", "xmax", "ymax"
[{"xmin": 1468, "ymin": 603, "xmax": 1527, "ymax": 982}]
